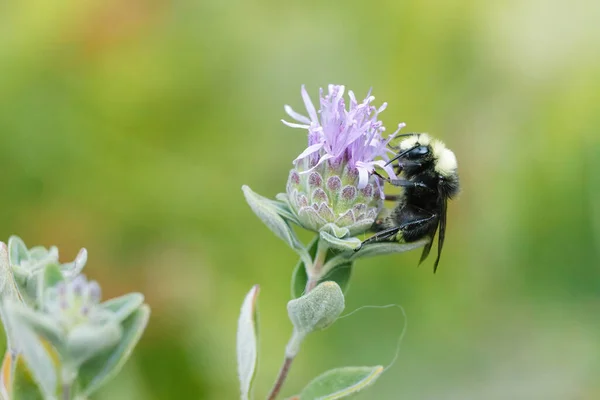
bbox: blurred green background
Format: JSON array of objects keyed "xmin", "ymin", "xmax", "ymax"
[{"xmin": 1, "ymin": 0, "xmax": 599, "ymax": 399}]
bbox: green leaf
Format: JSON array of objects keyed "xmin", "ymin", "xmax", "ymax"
[
  {"xmin": 0, "ymin": 242, "xmax": 24, "ymax": 352},
  {"xmin": 320, "ymin": 263, "xmax": 353, "ymax": 296},
  {"xmin": 101, "ymin": 293, "xmax": 145, "ymax": 323},
  {"xmin": 274, "ymin": 193, "xmax": 302, "ymax": 225},
  {"xmin": 319, "ymin": 231, "xmax": 361, "ymax": 252},
  {"xmin": 242, "ymin": 185, "xmax": 309, "ymax": 264},
  {"xmin": 287, "ymin": 281, "xmax": 345, "ymax": 335},
  {"xmin": 351, "ymin": 240, "xmax": 428, "ymax": 261},
  {"xmin": 5, "ymin": 302, "xmax": 64, "ymax": 350},
  {"xmin": 67, "ymin": 322, "xmax": 122, "ymax": 367},
  {"xmin": 11, "ymin": 355, "xmax": 45, "ymax": 400},
  {"xmin": 236, "ymin": 285, "xmax": 260, "ymax": 400},
  {"xmin": 0, "ymin": 241, "xmax": 21, "ymax": 302},
  {"xmin": 36, "ymin": 264, "xmax": 64, "ymax": 310},
  {"xmin": 299, "ymin": 366, "xmax": 384, "ymax": 400},
  {"xmin": 4, "ymin": 303, "xmax": 59, "ymax": 399},
  {"xmin": 8, "ymin": 236, "xmax": 29, "ymax": 267},
  {"xmin": 59, "ymin": 248, "xmax": 88, "ymax": 279},
  {"xmin": 79, "ymin": 304, "xmax": 150, "ymax": 396}
]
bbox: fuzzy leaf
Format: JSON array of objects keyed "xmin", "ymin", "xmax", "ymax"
[
  {"xmin": 67, "ymin": 321, "xmax": 122, "ymax": 367},
  {"xmin": 3, "ymin": 302, "xmax": 59, "ymax": 399},
  {"xmin": 0, "ymin": 242, "xmax": 18, "ymax": 299},
  {"xmin": 60, "ymin": 248, "xmax": 88, "ymax": 279},
  {"xmin": 351, "ymin": 239, "xmax": 429, "ymax": 261},
  {"xmin": 11, "ymin": 355, "xmax": 45, "ymax": 400},
  {"xmin": 101, "ymin": 293, "xmax": 145, "ymax": 323},
  {"xmin": 237, "ymin": 285, "xmax": 260, "ymax": 400},
  {"xmin": 36, "ymin": 264, "xmax": 64, "ymax": 310},
  {"xmin": 319, "ymin": 231, "xmax": 361, "ymax": 252},
  {"xmin": 79, "ymin": 304, "xmax": 150, "ymax": 396},
  {"xmin": 299, "ymin": 366, "xmax": 384, "ymax": 400},
  {"xmin": 7, "ymin": 236, "xmax": 29, "ymax": 267},
  {"xmin": 287, "ymin": 281, "xmax": 344, "ymax": 335},
  {"xmin": 243, "ymin": 186, "xmax": 309, "ymax": 264},
  {"xmin": 274, "ymin": 193, "xmax": 302, "ymax": 225},
  {"xmin": 6, "ymin": 303, "xmax": 63, "ymax": 350}
]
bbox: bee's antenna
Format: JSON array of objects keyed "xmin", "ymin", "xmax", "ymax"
[
  {"xmin": 385, "ymin": 147, "xmax": 415, "ymax": 167},
  {"xmin": 394, "ymin": 132, "xmax": 420, "ymax": 138}
]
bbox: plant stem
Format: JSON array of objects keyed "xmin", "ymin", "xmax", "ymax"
[
  {"xmin": 266, "ymin": 357, "xmax": 293, "ymax": 400},
  {"xmin": 267, "ymin": 239, "xmax": 329, "ymax": 400},
  {"xmin": 304, "ymin": 240, "xmax": 329, "ymax": 293}
]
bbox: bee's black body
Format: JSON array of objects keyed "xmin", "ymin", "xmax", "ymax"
[{"xmin": 361, "ymin": 134, "xmax": 459, "ymax": 272}]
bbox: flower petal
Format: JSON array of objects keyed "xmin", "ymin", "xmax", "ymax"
[
  {"xmin": 301, "ymin": 85, "xmax": 318, "ymax": 122},
  {"xmin": 281, "ymin": 119, "xmax": 310, "ymax": 129},
  {"xmin": 294, "ymin": 142, "xmax": 324, "ymax": 161},
  {"xmin": 284, "ymin": 105, "xmax": 311, "ymax": 124}
]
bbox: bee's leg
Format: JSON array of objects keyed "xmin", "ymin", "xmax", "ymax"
[
  {"xmin": 399, "ymin": 212, "xmax": 438, "ymax": 242},
  {"xmin": 384, "ymin": 194, "xmax": 402, "ymax": 201},
  {"xmin": 387, "ymin": 179, "xmax": 432, "ymax": 190},
  {"xmin": 358, "ymin": 227, "xmax": 401, "ymax": 249}
]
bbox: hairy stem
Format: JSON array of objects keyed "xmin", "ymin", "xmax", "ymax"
[
  {"xmin": 304, "ymin": 240, "xmax": 329, "ymax": 293},
  {"xmin": 267, "ymin": 239, "xmax": 329, "ymax": 400}
]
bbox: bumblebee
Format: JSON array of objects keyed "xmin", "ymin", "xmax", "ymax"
[{"xmin": 361, "ymin": 133, "xmax": 460, "ymax": 272}]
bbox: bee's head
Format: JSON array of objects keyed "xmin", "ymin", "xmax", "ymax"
[{"xmin": 391, "ymin": 133, "xmax": 458, "ymax": 178}]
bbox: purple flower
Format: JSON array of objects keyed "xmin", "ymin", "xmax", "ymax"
[{"xmin": 282, "ymin": 84, "xmax": 404, "ymax": 193}]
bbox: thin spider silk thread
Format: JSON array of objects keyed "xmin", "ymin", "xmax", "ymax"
[{"xmin": 337, "ymin": 303, "xmax": 407, "ymax": 372}]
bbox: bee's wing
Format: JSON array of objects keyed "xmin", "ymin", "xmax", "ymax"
[
  {"xmin": 418, "ymin": 217, "xmax": 439, "ymax": 267},
  {"xmin": 432, "ymin": 185, "xmax": 449, "ymax": 273}
]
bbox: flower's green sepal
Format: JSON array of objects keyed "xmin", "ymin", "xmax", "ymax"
[{"xmin": 297, "ymin": 366, "xmax": 384, "ymax": 400}]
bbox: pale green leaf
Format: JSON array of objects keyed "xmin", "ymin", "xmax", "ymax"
[
  {"xmin": 67, "ymin": 322, "xmax": 122, "ymax": 367},
  {"xmin": 242, "ymin": 185, "xmax": 309, "ymax": 264},
  {"xmin": 5, "ymin": 302, "xmax": 63, "ymax": 350},
  {"xmin": 36, "ymin": 264, "xmax": 64, "ymax": 310},
  {"xmin": 287, "ymin": 281, "xmax": 344, "ymax": 335},
  {"xmin": 299, "ymin": 366, "xmax": 384, "ymax": 400},
  {"xmin": 7, "ymin": 236, "xmax": 29, "ymax": 267},
  {"xmin": 11, "ymin": 355, "xmax": 46, "ymax": 400},
  {"xmin": 351, "ymin": 239, "xmax": 429, "ymax": 261},
  {"xmin": 101, "ymin": 293, "xmax": 144, "ymax": 322},
  {"xmin": 80, "ymin": 304, "xmax": 150, "ymax": 396},
  {"xmin": 4, "ymin": 302, "xmax": 59, "ymax": 399},
  {"xmin": 237, "ymin": 285, "xmax": 260, "ymax": 400},
  {"xmin": 319, "ymin": 231, "xmax": 361, "ymax": 252}
]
